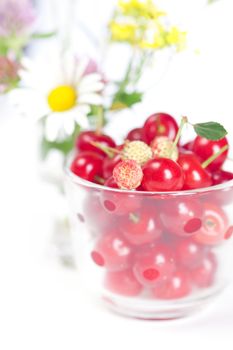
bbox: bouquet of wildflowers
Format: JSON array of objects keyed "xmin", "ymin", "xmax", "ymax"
[
  {"xmin": 14, "ymin": 0, "xmax": 185, "ymax": 162},
  {"xmin": 5, "ymin": 0, "xmax": 186, "ymax": 173},
  {"xmin": 109, "ymin": 0, "xmax": 186, "ymax": 111}
]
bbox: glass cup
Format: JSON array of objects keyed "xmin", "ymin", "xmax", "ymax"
[{"xmin": 65, "ymin": 164, "xmax": 233, "ymax": 320}]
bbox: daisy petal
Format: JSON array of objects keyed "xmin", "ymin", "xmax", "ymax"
[
  {"xmin": 79, "ymin": 81, "xmax": 104, "ymax": 94},
  {"xmin": 79, "ymin": 73, "xmax": 103, "ymax": 87},
  {"xmin": 72, "ymin": 106, "xmax": 90, "ymax": 129},
  {"xmin": 9, "ymin": 88, "xmax": 49, "ymax": 120},
  {"xmin": 63, "ymin": 116, "xmax": 76, "ymax": 136},
  {"xmin": 79, "ymin": 93, "xmax": 103, "ymax": 105},
  {"xmin": 45, "ymin": 113, "xmax": 64, "ymax": 142},
  {"xmin": 73, "ymin": 104, "xmax": 90, "ymax": 115}
]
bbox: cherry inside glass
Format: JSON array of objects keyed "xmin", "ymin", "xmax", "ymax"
[{"xmin": 65, "ymin": 162, "xmax": 233, "ymax": 320}]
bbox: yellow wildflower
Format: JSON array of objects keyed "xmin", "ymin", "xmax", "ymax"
[
  {"xmin": 110, "ymin": 21, "xmax": 137, "ymax": 43},
  {"xmin": 109, "ymin": 1, "xmax": 186, "ymax": 52},
  {"xmin": 119, "ymin": 0, "xmax": 146, "ymax": 13},
  {"xmin": 139, "ymin": 23, "xmax": 167, "ymax": 49},
  {"xmin": 118, "ymin": 0, "xmax": 165, "ymax": 20},
  {"xmin": 139, "ymin": 35, "xmax": 166, "ymax": 49},
  {"xmin": 166, "ymin": 27, "xmax": 187, "ymax": 51}
]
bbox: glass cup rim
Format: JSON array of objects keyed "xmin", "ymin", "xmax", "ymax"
[{"xmin": 65, "ymin": 162, "xmax": 233, "ymax": 197}]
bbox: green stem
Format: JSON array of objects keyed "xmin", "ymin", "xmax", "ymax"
[
  {"xmin": 96, "ymin": 106, "xmax": 104, "ymax": 134},
  {"xmin": 169, "ymin": 116, "xmax": 188, "ymax": 158},
  {"xmin": 113, "ymin": 50, "xmax": 136, "ymax": 103},
  {"xmin": 90, "ymin": 141, "xmax": 121, "ymax": 158},
  {"xmin": 202, "ymin": 145, "xmax": 229, "ymax": 169},
  {"xmin": 120, "ymin": 57, "xmax": 134, "ymax": 91},
  {"xmin": 132, "ymin": 51, "xmax": 148, "ymax": 86}
]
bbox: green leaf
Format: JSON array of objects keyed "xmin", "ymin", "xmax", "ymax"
[
  {"xmin": 88, "ymin": 105, "xmax": 101, "ymax": 116},
  {"xmin": 31, "ymin": 31, "xmax": 57, "ymax": 40},
  {"xmin": 40, "ymin": 123, "xmax": 80, "ymax": 159},
  {"xmin": 112, "ymin": 91, "xmax": 143, "ymax": 110},
  {"xmin": 193, "ymin": 122, "xmax": 227, "ymax": 140}
]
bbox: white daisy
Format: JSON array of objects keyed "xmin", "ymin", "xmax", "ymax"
[{"xmin": 10, "ymin": 49, "xmax": 105, "ymax": 142}]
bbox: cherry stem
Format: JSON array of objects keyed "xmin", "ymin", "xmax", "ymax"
[
  {"xmin": 90, "ymin": 141, "xmax": 121, "ymax": 158},
  {"xmin": 169, "ymin": 116, "xmax": 188, "ymax": 158},
  {"xmin": 129, "ymin": 213, "xmax": 140, "ymax": 224},
  {"xmin": 202, "ymin": 145, "xmax": 229, "ymax": 169},
  {"xmin": 94, "ymin": 175, "xmax": 105, "ymax": 185},
  {"xmin": 96, "ymin": 106, "xmax": 104, "ymax": 135}
]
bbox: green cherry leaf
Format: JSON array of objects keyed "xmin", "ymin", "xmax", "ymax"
[{"xmin": 193, "ymin": 122, "xmax": 227, "ymax": 141}]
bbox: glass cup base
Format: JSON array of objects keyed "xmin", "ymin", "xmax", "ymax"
[{"xmin": 101, "ymin": 288, "xmax": 223, "ymax": 320}]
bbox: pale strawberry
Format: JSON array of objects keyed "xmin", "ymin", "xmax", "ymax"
[
  {"xmin": 113, "ymin": 160, "xmax": 143, "ymax": 190},
  {"xmin": 122, "ymin": 141, "xmax": 153, "ymax": 165},
  {"xmin": 151, "ymin": 136, "xmax": 178, "ymax": 161}
]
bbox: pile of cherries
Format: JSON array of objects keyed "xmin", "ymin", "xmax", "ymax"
[{"xmin": 70, "ymin": 112, "xmax": 233, "ymax": 300}]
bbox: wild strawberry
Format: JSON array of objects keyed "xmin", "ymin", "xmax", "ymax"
[
  {"xmin": 151, "ymin": 136, "xmax": 178, "ymax": 161},
  {"xmin": 113, "ymin": 160, "xmax": 143, "ymax": 190},
  {"xmin": 122, "ymin": 141, "xmax": 153, "ymax": 166}
]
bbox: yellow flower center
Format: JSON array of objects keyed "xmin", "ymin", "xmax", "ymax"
[{"xmin": 47, "ymin": 85, "xmax": 77, "ymax": 112}]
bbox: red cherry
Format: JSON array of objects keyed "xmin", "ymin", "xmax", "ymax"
[
  {"xmin": 126, "ymin": 128, "xmax": 143, "ymax": 141},
  {"xmin": 194, "ymin": 203, "xmax": 228, "ymax": 245},
  {"xmin": 83, "ymin": 193, "xmax": 115, "ymax": 232},
  {"xmin": 193, "ymin": 136, "xmax": 229, "ymax": 171},
  {"xmin": 116, "ymin": 144, "xmax": 124, "ymax": 151},
  {"xmin": 120, "ymin": 207, "xmax": 163, "ymax": 246},
  {"xmin": 160, "ymin": 199, "xmax": 203, "ymax": 237},
  {"xmin": 103, "ymin": 154, "xmax": 122, "ymax": 179},
  {"xmin": 136, "ymin": 185, "xmax": 144, "ymax": 191},
  {"xmin": 104, "ymin": 176, "xmax": 119, "ymax": 188},
  {"xmin": 142, "ymin": 158, "xmax": 184, "ymax": 191},
  {"xmin": 91, "ymin": 230, "xmax": 133, "ymax": 270},
  {"xmin": 70, "ymin": 151, "xmax": 103, "ymax": 182},
  {"xmin": 211, "ymin": 170, "xmax": 233, "ymax": 185},
  {"xmin": 191, "ymin": 251, "xmax": 217, "ymax": 288},
  {"xmin": 75, "ymin": 131, "xmax": 116, "ymax": 157},
  {"xmin": 133, "ymin": 244, "xmax": 175, "ymax": 287},
  {"xmin": 142, "ymin": 112, "xmax": 178, "ymax": 144},
  {"xmin": 199, "ymin": 185, "xmax": 233, "ymax": 207},
  {"xmin": 152, "ymin": 269, "xmax": 192, "ymax": 300},
  {"xmin": 101, "ymin": 183, "xmax": 141, "ymax": 216},
  {"xmin": 182, "ymin": 141, "xmax": 194, "ymax": 151},
  {"xmin": 176, "ymin": 238, "xmax": 206, "ymax": 268},
  {"xmin": 178, "ymin": 153, "xmax": 212, "ymax": 190},
  {"xmin": 225, "ymin": 226, "xmax": 233, "ymax": 240},
  {"xmin": 104, "ymin": 269, "xmax": 143, "ymax": 296}
]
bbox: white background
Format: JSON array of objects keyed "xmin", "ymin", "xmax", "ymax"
[{"xmin": 1, "ymin": 1, "xmax": 233, "ymax": 349}]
